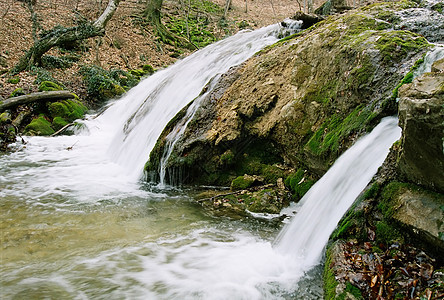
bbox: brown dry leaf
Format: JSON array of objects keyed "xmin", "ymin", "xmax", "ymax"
[{"xmin": 371, "ymin": 275, "xmax": 378, "ymax": 287}]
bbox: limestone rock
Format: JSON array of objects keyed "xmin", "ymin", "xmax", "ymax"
[
  {"xmin": 146, "ymin": 2, "xmax": 430, "ymax": 186},
  {"xmin": 398, "ymin": 61, "xmax": 444, "ymax": 192},
  {"xmin": 392, "ymin": 187, "xmax": 444, "ymax": 253}
]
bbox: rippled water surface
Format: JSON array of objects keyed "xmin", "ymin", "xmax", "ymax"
[{"xmin": 1, "ymin": 177, "xmax": 322, "ymax": 299}]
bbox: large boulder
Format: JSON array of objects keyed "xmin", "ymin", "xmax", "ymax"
[
  {"xmin": 146, "ymin": 1, "xmax": 429, "ymax": 186},
  {"xmin": 398, "ymin": 58, "xmax": 444, "ymax": 192}
]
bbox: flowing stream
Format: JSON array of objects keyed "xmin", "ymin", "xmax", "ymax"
[{"xmin": 0, "ymin": 21, "xmax": 403, "ymax": 299}]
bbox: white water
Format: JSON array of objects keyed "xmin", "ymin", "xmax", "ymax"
[
  {"xmin": 1, "ymin": 19, "xmax": 404, "ymax": 299},
  {"xmin": 158, "ymin": 74, "xmax": 221, "ymax": 185},
  {"xmin": 274, "ymin": 117, "xmax": 401, "ymax": 268},
  {"xmin": 102, "ymin": 19, "xmax": 302, "ymax": 181},
  {"xmin": 414, "ymin": 45, "xmax": 444, "ymax": 77}
]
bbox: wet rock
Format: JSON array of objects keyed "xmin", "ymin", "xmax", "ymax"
[
  {"xmin": 382, "ymin": 182, "xmax": 444, "ymax": 256},
  {"xmin": 291, "ymin": 12, "xmax": 324, "ymax": 29},
  {"xmin": 398, "ymin": 59, "xmax": 444, "ymax": 192},
  {"xmin": 147, "ymin": 2, "xmax": 429, "ymax": 186}
]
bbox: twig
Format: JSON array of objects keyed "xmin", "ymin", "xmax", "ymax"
[
  {"xmin": 223, "ymin": 0, "xmax": 231, "ymax": 19},
  {"xmin": 50, "ymin": 122, "xmax": 75, "ymax": 137},
  {"xmin": 197, "ymin": 184, "xmax": 275, "ymax": 203},
  {"xmin": 66, "ymin": 140, "xmax": 79, "ymax": 150}
]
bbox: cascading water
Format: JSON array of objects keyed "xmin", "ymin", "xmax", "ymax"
[
  {"xmin": 274, "ymin": 117, "xmax": 401, "ymax": 268},
  {"xmin": 101, "ymin": 19, "xmax": 302, "ymax": 181},
  {"xmin": 158, "ymin": 74, "xmax": 221, "ymax": 186},
  {"xmin": 2, "ymin": 12, "xmax": 426, "ymax": 299}
]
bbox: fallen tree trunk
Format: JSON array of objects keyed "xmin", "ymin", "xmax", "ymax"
[{"xmin": 0, "ymin": 91, "xmax": 76, "ymax": 112}]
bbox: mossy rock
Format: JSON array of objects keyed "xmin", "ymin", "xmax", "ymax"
[
  {"xmin": 129, "ymin": 69, "xmax": 145, "ymax": 78},
  {"xmin": 80, "ymin": 65, "xmax": 136, "ymax": 102},
  {"xmin": 245, "ymin": 189, "xmax": 281, "ymax": 214},
  {"xmin": 48, "ymin": 100, "xmax": 87, "ymax": 122},
  {"xmin": 231, "ymin": 175, "xmax": 257, "ymax": 191},
  {"xmin": 285, "ymin": 168, "xmax": 315, "ymax": 201},
  {"xmin": 24, "ymin": 116, "xmax": 55, "ymax": 136},
  {"xmin": 375, "ymin": 31, "xmax": 430, "ymax": 65},
  {"xmin": 142, "ymin": 64, "xmax": 155, "ymax": 74},
  {"xmin": 305, "ymin": 105, "xmax": 377, "ymax": 159},
  {"xmin": 39, "ymin": 81, "xmax": 63, "ymax": 92},
  {"xmin": 9, "ymin": 88, "xmax": 25, "ymax": 98},
  {"xmin": 0, "ymin": 112, "xmax": 12, "ymax": 124},
  {"xmin": 51, "ymin": 117, "xmax": 69, "ymax": 131},
  {"xmin": 98, "ymin": 83, "xmax": 125, "ymax": 99}
]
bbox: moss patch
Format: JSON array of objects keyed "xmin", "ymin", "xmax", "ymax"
[
  {"xmin": 39, "ymin": 81, "xmax": 62, "ymax": 91},
  {"xmin": 284, "ymin": 168, "xmax": 314, "ymax": 201},
  {"xmin": 51, "ymin": 116, "xmax": 69, "ymax": 131},
  {"xmin": 324, "ymin": 246, "xmax": 339, "ymax": 300},
  {"xmin": 80, "ymin": 65, "xmax": 139, "ymax": 102},
  {"xmin": 305, "ymin": 105, "xmax": 377, "ymax": 157},
  {"xmin": 9, "ymin": 88, "xmax": 25, "ymax": 98},
  {"xmin": 48, "ymin": 99, "xmax": 87, "ymax": 122},
  {"xmin": 375, "ymin": 31, "xmax": 430, "ymax": 65},
  {"xmin": 24, "ymin": 115, "xmax": 55, "ymax": 136},
  {"xmin": 231, "ymin": 175, "xmax": 255, "ymax": 190}
]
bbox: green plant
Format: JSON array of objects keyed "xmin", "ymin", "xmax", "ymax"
[
  {"xmin": 8, "ymin": 76, "xmax": 20, "ymax": 84},
  {"xmin": 80, "ymin": 65, "xmax": 138, "ymax": 102}
]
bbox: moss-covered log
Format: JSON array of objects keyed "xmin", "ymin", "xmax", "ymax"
[{"xmin": 0, "ymin": 91, "xmax": 76, "ymax": 112}]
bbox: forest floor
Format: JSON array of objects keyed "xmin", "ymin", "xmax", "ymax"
[{"xmin": 0, "ymin": 0, "xmax": 326, "ymax": 101}]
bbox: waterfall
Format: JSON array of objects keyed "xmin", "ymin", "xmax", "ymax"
[
  {"xmin": 97, "ymin": 19, "xmax": 302, "ymax": 181},
  {"xmin": 274, "ymin": 117, "xmax": 401, "ymax": 270}
]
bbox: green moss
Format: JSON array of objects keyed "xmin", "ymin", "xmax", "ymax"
[
  {"xmin": 362, "ymin": 0, "xmax": 419, "ymax": 12},
  {"xmin": 337, "ymin": 282, "xmax": 364, "ymax": 300},
  {"xmin": 0, "ymin": 112, "xmax": 11, "ymax": 123},
  {"xmin": 51, "ymin": 117, "xmax": 69, "ymax": 131},
  {"xmin": 331, "ymin": 202, "xmax": 365, "ymax": 241},
  {"xmin": 363, "ymin": 182, "xmax": 380, "ymax": 199},
  {"xmin": 24, "ymin": 115, "xmax": 55, "ymax": 136},
  {"xmin": 375, "ymin": 220, "xmax": 402, "ymax": 244},
  {"xmin": 9, "ymin": 88, "xmax": 25, "ymax": 98},
  {"xmin": 379, "ymin": 181, "xmax": 412, "ymax": 218},
  {"xmin": 324, "ymin": 246, "xmax": 339, "ymax": 300},
  {"xmin": 391, "ymin": 55, "xmax": 426, "ymax": 100},
  {"xmin": 39, "ymin": 81, "xmax": 62, "ymax": 91},
  {"xmin": 41, "ymin": 55, "xmax": 76, "ymax": 69},
  {"xmin": 261, "ymin": 165, "xmax": 285, "ymax": 183},
  {"xmin": 347, "ymin": 59, "xmax": 376, "ymax": 89},
  {"xmin": 48, "ymin": 99, "xmax": 87, "ymax": 122},
  {"xmin": 375, "ymin": 31, "xmax": 430, "ymax": 65},
  {"xmin": 142, "ymin": 64, "xmax": 155, "ymax": 74},
  {"xmin": 303, "ymin": 79, "xmax": 338, "ymax": 105},
  {"xmin": 219, "ymin": 150, "xmax": 235, "ymax": 166},
  {"xmin": 246, "ymin": 189, "xmax": 281, "ymax": 214},
  {"xmin": 305, "ymin": 105, "xmax": 376, "ymax": 157},
  {"xmin": 285, "ymin": 168, "xmax": 314, "ymax": 201},
  {"xmin": 164, "ymin": 0, "xmax": 222, "ymax": 49},
  {"xmin": 8, "ymin": 76, "xmax": 20, "ymax": 84},
  {"xmin": 432, "ymin": 3, "xmax": 443, "ymax": 14},
  {"xmin": 231, "ymin": 176, "xmax": 255, "ymax": 190}
]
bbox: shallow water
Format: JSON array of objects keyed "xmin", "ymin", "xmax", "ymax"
[{"xmin": 1, "ymin": 179, "xmax": 323, "ymax": 299}]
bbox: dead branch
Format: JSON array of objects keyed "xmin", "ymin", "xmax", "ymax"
[
  {"xmin": 14, "ymin": 0, "xmax": 123, "ymax": 72},
  {"xmin": 197, "ymin": 184, "xmax": 275, "ymax": 203},
  {"xmin": 50, "ymin": 122, "xmax": 75, "ymax": 136}
]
